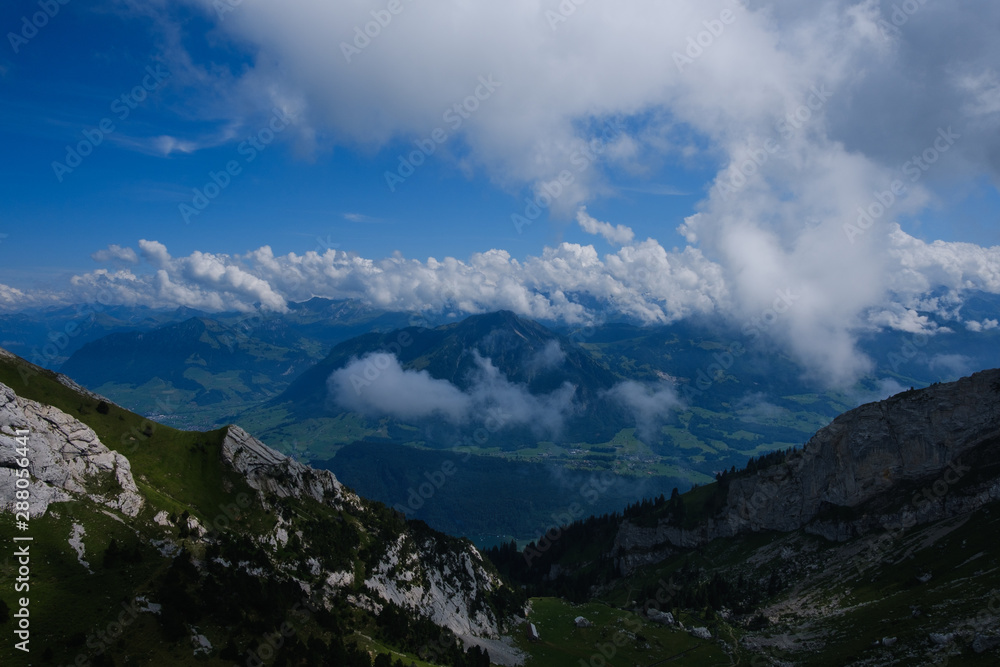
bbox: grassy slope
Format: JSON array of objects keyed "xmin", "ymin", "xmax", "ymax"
[
  {"xmin": 0, "ymin": 354, "xmax": 507, "ymax": 666},
  {"xmin": 591, "ymin": 505, "xmax": 1000, "ymax": 666},
  {"xmin": 517, "ymin": 597, "xmax": 731, "ymax": 666}
]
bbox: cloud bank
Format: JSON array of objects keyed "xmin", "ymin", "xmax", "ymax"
[
  {"xmin": 11, "ymin": 0, "xmax": 1000, "ymax": 389},
  {"xmin": 328, "ymin": 351, "xmax": 578, "ymax": 437},
  {"xmin": 6, "ymin": 220, "xmax": 996, "ymax": 388},
  {"xmin": 605, "ymin": 380, "xmax": 683, "ymax": 443}
]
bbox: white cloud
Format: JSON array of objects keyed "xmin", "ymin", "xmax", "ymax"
[
  {"xmin": 866, "ymin": 305, "xmax": 942, "ymax": 335},
  {"xmin": 966, "ymin": 318, "xmax": 999, "ymax": 332},
  {"xmin": 133, "ymin": 0, "xmax": 996, "ymax": 216},
  {"xmin": 327, "ymin": 351, "xmax": 578, "ymax": 438},
  {"xmin": 576, "ymin": 207, "xmax": 635, "ymax": 246},
  {"xmin": 526, "ymin": 340, "xmax": 566, "ymax": 375},
  {"xmin": 2, "ymin": 222, "xmax": 996, "ymax": 388},
  {"xmin": 736, "ymin": 393, "xmax": 791, "ymax": 424},
  {"xmin": 928, "ymin": 353, "xmax": 974, "ymax": 378},
  {"xmin": 60, "ymin": 0, "xmax": 999, "ymax": 388},
  {"xmin": 329, "ymin": 352, "xmax": 471, "ymax": 423},
  {"xmin": 0, "ymin": 284, "xmax": 30, "ymax": 308},
  {"xmin": 604, "ymin": 380, "xmax": 682, "ymax": 442},
  {"xmin": 91, "ymin": 245, "xmax": 139, "ymax": 265}
]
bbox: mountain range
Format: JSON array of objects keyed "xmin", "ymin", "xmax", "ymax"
[
  {"xmin": 41, "ymin": 299, "xmax": 1000, "ymax": 547},
  {"xmin": 2, "ymin": 345, "xmax": 1000, "ymax": 664}
]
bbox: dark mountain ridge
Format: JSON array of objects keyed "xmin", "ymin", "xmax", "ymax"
[{"xmin": 489, "ymin": 368, "xmax": 1000, "ymax": 664}]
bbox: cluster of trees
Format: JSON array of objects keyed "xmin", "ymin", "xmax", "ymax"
[
  {"xmin": 623, "ymin": 488, "xmax": 687, "ymax": 526},
  {"xmin": 636, "ymin": 560, "xmax": 784, "ymax": 617},
  {"xmin": 486, "ymin": 512, "xmax": 621, "ymax": 602},
  {"xmin": 720, "ymin": 446, "xmax": 799, "ymax": 481},
  {"xmin": 102, "ymin": 537, "xmax": 144, "ymax": 568}
]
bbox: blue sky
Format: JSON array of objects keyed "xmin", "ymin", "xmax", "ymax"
[
  {"xmin": 2, "ymin": 0, "xmax": 1000, "ymax": 385},
  {"xmin": 0, "ymin": 0, "xmax": 713, "ymax": 286}
]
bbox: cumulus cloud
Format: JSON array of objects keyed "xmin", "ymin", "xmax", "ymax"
[
  {"xmin": 577, "ymin": 208, "xmax": 634, "ymax": 246},
  {"xmin": 329, "ymin": 353, "xmax": 471, "ymax": 422},
  {"xmin": 966, "ymin": 318, "xmax": 999, "ymax": 332},
  {"xmin": 41, "ymin": 0, "xmax": 994, "ymax": 388},
  {"xmin": 91, "ymin": 245, "xmax": 139, "ymax": 265},
  {"xmin": 0, "ymin": 284, "xmax": 31, "ymax": 308},
  {"xmin": 327, "ymin": 351, "xmax": 578, "ymax": 438},
  {"xmin": 604, "ymin": 380, "xmax": 682, "ymax": 443},
  {"xmin": 928, "ymin": 353, "xmax": 974, "ymax": 379},
  {"xmin": 0, "ymin": 221, "xmax": 993, "ymax": 388}
]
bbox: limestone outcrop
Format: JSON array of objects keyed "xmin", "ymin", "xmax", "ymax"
[
  {"xmin": 220, "ymin": 425, "xmax": 351, "ymax": 508},
  {"xmin": 0, "ymin": 381, "xmax": 143, "ymax": 517},
  {"xmin": 613, "ymin": 369, "xmax": 1000, "ymax": 573}
]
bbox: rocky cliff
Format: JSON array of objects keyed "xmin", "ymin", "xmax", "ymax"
[
  {"xmin": 217, "ymin": 423, "xmax": 516, "ymax": 649},
  {"xmin": 0, "ymin": 381, "xmax": 143, "ymax": 518},
  {"xmin": 221, "ymin": 424, "xmax": 350, "ymax": 507},
  {"xmin": 614, "ymin": 369, "xmax": 1000, "ymax": 573}
]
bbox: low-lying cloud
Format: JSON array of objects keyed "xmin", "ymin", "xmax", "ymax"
[
  {"xmin": 605, "ymin": 380, "xmax": 683, "ymax": 443},
  {"xmin": 526, "ymin": 340, "xmax": 566, "ymax": 375},
  {"xmin": 328, "ymin": 351, "xmax": 578, "ymax": 437}
]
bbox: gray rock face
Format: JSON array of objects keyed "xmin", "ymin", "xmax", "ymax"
[
  {"xmin": 0, "ymin": 381, "xmax": 143, "ymax": 517},
  {"xmin": 647, "ymin": 609, "xmax": 674, "ymax": 626},
  {"xmin": 972, "ymin": 633, "xmax": 1000, "ymax": 654},
  {"xmin": 614, "ymin": 369, "xmax": 1000, "ymax": 573},
  {"xmin": 363, "ymin": 534, "xmax": 506, "ymax": 638},
  {"xmin": 218, "ymin": 426, "xmax": 511, "ymax": 641},
  {"xmin": 220, "ymin": 425, "xmax": 349, "ymax": 507},
  {"xmin": 725, "ymin": 370, "xmax": 1000, "ymax": 531}
]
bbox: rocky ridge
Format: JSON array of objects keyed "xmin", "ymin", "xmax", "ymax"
[
  {"xmin": 0, "ymin": 380, "xmax": 143, "ymax": 517},
  {"xmin": 0, "ymin": 363, "xmax": 518, "ymax": 657},
  {"xmin": 218, "ymin": 424, "xmax": 514, "ymax": 646},
  {"xmin": 221, "ymin": 424, "xmax": 352, "ymax": 508},
  {"xmin": 613, "ymin": 369, "xmax": 1000, "ymax": 573}
]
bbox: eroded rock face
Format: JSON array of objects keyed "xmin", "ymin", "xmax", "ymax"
[
  {"xmin": 363, "ymin": 534, "xmax": 505, "ymax": 638},
  {"xmin": 613, "ymin": 369, "xmax": 1000, "ymax": 574},
  {"xmin": 0, "ymin": 381, "xmax": 143, "ymax": 517},
  {"xmin": 723, "ymin": 369, "xmax": 1000, "ymax": 532},
  {"xmin": 220, "ymin": 425, "xmax": 351, "ymax": 508}
]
